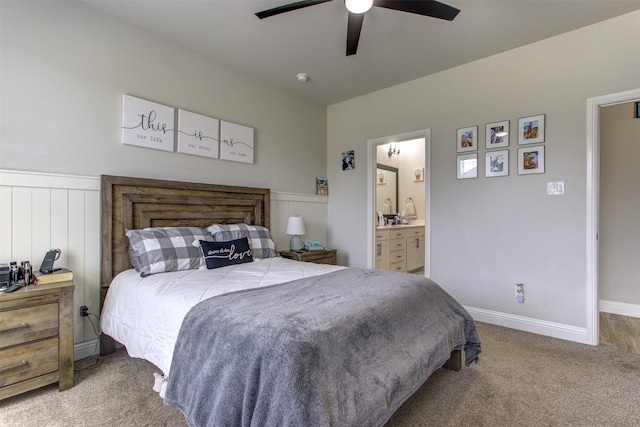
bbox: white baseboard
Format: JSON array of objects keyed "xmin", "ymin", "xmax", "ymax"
[
  {"xmin": 464, "ymin": 306, "xmax": 589, "ymax": 345},
  {"xmin": 74, "ymin": 339, "xmax": 100, "ymax": 361},
  {"xmin": 599, "ymin": 300, "xmax": 640, "ymax": 318}
]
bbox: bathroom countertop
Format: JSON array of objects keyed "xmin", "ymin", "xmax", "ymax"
[{"xmin": 376, "ymin": 223, "xmax": 424, "ymax": 230}]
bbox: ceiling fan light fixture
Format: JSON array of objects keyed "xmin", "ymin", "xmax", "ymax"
[{"xmin": 345, "ymin": 0, "xmax": 373, "ymax": 14}]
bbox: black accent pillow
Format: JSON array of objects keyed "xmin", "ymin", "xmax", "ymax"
[{"xmin": 200, "ymin": 238, "xmax": 254, "ymax": 269}]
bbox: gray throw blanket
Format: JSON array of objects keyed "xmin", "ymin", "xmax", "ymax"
[{"xmin": 165, "ymin": 268, "xmax": 481, "ymax": 427}]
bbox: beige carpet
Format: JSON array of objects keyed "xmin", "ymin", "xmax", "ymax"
[{"xmin": 2, "ymin": 322, "xmax": 640, "ymax": 426}]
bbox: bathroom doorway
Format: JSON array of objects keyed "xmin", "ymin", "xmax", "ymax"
[{"xmin": 366, "ymin": 129, "xmax": 431, "ymax": 276}]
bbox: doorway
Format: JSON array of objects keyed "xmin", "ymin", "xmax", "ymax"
[
  {"xmin": 586, "ymin": 88, "xmax": 640, "ymax": 345},
  {"xmin": 366, "ymin": 129, "xmax": 431, "ymax": 275}
]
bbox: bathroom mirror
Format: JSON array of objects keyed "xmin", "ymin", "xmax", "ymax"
[{"xmin": 376, "ymin": 164, "xmax": 398, "ymax": 217}]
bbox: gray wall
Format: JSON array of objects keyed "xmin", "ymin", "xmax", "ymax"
[
  {"xmin": 327, "ymin": 10, "xmax": 640, "ymax": 329},
  {"xmin": 599, "ymin": 102, "xmax": 640, "ymax": 305},
  {"xmin": 0, "ymin": 1, "xmax": 326, "ymax": 194}
]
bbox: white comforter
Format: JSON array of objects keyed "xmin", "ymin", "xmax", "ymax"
[{"xmin": 100, "ymin": 257, "xmax": 345, "ymax": 375}]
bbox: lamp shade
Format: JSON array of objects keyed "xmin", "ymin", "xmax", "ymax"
[{"xmin": 286, "ymin": 216, "xmax": 306, "ymax": 236}]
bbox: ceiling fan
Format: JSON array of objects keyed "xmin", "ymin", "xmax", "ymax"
[{"xmin": 255, "ymin": 0, "xmax": 460, "ymax": 56}]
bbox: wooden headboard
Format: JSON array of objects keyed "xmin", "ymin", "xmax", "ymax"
[{"xmin": 100, "ymin": 175, "xmax": 270, "ymax": 304}]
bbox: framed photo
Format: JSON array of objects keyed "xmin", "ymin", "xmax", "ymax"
[
  {"xmin": 518, "ymin": 114, "xmax": 545, "ymax": 144},
  {"xmin": 485, "ymin": 150, "xmax": 509, "ymax": 177},
  {"xmin": 635, "ymin": 102, "xmax": 640, "ymax": 119},
  {"xmin": 485, "ymin": 120, "xmax": 509, "ymax": 149},
  {"xmin": 456, "ymin": 153, "xmax": 478, "ymax": 179},
  {"xmin": 413, "ymin": 167, "xmax": 424, "ymax": 182},
  {"xmin": 342, "ymin": 150, "xmax": 355, "ymax": 170},
  {"xmin": 377, "ymin": 171, "xmax": 386, "ymax": 184},
  {"xmin": 456, "ymin": 126, "xmax": 478, "ymax": 152},
  {"xmin": 316, "ymin": 177, "xmax": 328, "ymax": 196},
  {"xmin": 518, "ymin": 145, "xmax": 545, "ymax": 175}
]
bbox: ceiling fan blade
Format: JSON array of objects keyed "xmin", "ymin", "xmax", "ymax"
[
  {"xmin": 373, "ymin": 0, "xmax": 460, "ymax": 21},
  {"xmin": 346, "ymin": 12, "xmax": 365, "ymax": 56},
  {"xmin": 255, "ymin": 0, "xmax": 333, "ymax": 19}
]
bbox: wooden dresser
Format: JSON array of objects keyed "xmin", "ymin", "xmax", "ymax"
[
  {"xmin": 279, "ymin": 249, "xmax": 337, "ymax": 265},
  {"xmin": 0, "ymin": 281, "xmax": 74, "ymax": 400}
]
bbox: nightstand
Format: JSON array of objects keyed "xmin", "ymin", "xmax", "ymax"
[
  {"xmin": 279, "ymin": 249, "xmax": 337, "ymax": 265},
  {"xmin": 0, "ymin": 281, "xmax": 75, "ymax": 400}
]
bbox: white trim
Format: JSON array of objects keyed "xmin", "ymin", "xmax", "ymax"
[
  {"xmin": 586, "ymin": 88, "xmax": 640, "ymax": 346},
  {"xmin": 465, "ymin": 306, "xmax": 588, "ymax": 344},
  {"xmin": 0, "ymin": 169, "xmax": 100, "ymax": 191},
  {"xmin": 271, "ymin": 191, "xmax": 328, "ymax": 204},
  {"xmin": 74, "ymin": 339, "xmax": 100, "ymax": 361},
  {"xmin": 366, "ymin": 129, "xmax": 431, "ymax": 275},
  {"xmin": 599, "ymin": 300, "xmax": 640, "ymax": 319}
]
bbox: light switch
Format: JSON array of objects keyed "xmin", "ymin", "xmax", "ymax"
[{"xmin": 547, "ymin": 181, "xmax": 565, "ymax": 195}]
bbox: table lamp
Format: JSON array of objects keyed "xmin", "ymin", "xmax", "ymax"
[{"xmin": 286, "ymin": 216, "xmax": 306, "ymax": 252}]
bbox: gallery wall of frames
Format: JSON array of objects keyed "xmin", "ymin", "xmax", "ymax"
[{"xmin": 456, "ymin": 114, "xmax": 546, "ymax": 179}]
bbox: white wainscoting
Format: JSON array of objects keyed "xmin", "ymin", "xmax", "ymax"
[
  {"xmin": 0, "ymin": 170, "xmax": 101, "ymax": 360},
  {"xmin": 0, "ymin": 170, "xmax": 329, "ymax": 359},
  {"xmin": 271, "ymin": 192, "xmax": 329, "ymax": 253}
]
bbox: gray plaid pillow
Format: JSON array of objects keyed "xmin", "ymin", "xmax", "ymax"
[
  {"xmin": 126, "ymin": 227, "xmax": 212, "ymax": 276},
  {"xmin": 206, "ymin": 223, "xmax": 279, "ymax": 259}
]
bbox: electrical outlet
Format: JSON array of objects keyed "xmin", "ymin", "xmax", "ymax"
[
  {"xmin": 80, "ymin": 305, "xmax": 89, "ymax": 317},
  {"xmin": 547, "ymin": 181, "xmax": 565, "ymax": 195},
  {"xmin": 515, "ymin": 283, "xmax": 525, "ymax": 303}
]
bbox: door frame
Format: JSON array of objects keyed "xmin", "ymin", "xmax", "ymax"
[
  {"xmin": 366, "ymin": 129, "xmax": 431, "ymax": 275},
  {"xmin": 586, "ymin": 87, "xmax": 640, "ymax": 345}
]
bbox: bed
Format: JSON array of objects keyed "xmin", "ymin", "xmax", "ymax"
[{"xmin": 99, "ymin": 175, "xmax": 481, "ymax": 427}]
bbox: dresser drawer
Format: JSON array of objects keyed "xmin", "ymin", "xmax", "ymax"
[
  {"xmin": 0, "ymin": 337, "xmax": 59, "ymax": 388},
  {"xmin": 406, "ymin": 227, "xmax": 425, "ymax": 238},
  {"xmin": 390, "ymin": 249, "xmax": 406, "ymax": 263},
  {"xmin": 300, "ymin": 251, "xmax": 337, "ymax": 265},
  {"xmin": 375, "ymin": 229, "xmax": 390, "ymax": 241},
  {"xmin": 0, "ymin": 303, "xmax": 58, "ymax": 349},
  {"xmin": 390, "ymin": 238, "xmax": 406, "ymax": 253},
  {"xmin": 389, "ymin": 229, "xmax": 406, "ymax": 240},
  {"xmin": 389, "ymin": 259, "xmax": 406, "ymax": 272}
]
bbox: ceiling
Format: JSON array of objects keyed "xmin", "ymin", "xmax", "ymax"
[{"xmin": 84, "ymin": 0, "xmax": 640, "ymax": 105}]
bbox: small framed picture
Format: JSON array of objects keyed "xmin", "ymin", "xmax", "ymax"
[
  {"xmin": 377, "ymin": 171, "xmax": 386, "ymax": 184},
  {"xmin": 518, "ymin": 114, "xmax": 545, "ymax": 144},
  {"xmin": 457, "ymin": 153, "xmax": 478, "ymax": 179},
  {"xmin": 635, "ymin": 102, "xmax": 640, "ymax": 118},
  {"xmin": 485, "ymin": 150, "xmax": 509, "ymax": 177},
  {"xmin": 316, "ymin": 177, "xmax": 328, "ymax": 196},
  {"xmin": 518, "ymin": 145, "xmax": 545, "ymax": 175},
  {"xmin": 342, "ymin": 150, "xmax": 355, "ymax": 170},
  {"xmin": 485, "ymin": 120, "xmax": 509, "ymax": 149},
  {"xmin": 413, "ymin": 167, "xmax": 424, "ymax": 182},
  {"xmin": 456, "ymin": 126, "xmax": 478, "ymax": 153}
]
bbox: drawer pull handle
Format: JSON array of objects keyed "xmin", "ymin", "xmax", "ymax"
[
  {"xmin": 376, "ymin": 243, "xmax": 382, "ymax": 256},
  {"xmin": 0, "ymin": 322, "xmax": 29, "ymax": 333},
  {"xmin": 0, "ymin": 360, "xmax": 28, "ymax": 373}
]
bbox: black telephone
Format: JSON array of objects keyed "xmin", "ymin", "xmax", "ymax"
[{"xmin": 39, "ymin": 249, "xmax": 61, "ymax": 274}]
